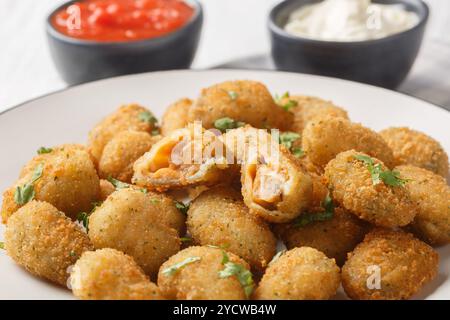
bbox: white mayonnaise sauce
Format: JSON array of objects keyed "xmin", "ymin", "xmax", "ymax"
[{"xmin": 284, "ymin": 0, "xmax": 419, "ymax": 41}]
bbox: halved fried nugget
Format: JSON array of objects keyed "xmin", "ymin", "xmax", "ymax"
[{"xmin": 132, "ymin": 124, "xmax": 234, "ymax": 192}]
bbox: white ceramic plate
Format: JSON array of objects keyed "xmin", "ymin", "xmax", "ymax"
[{"xmin": 0, "ymin": 69, "xmax": 449, "ymax": 300}]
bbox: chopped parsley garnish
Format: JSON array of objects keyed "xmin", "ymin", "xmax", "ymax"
[
  {"xmin": 138, "ymin": 111, "xmax": 158, "ymax": 125},
  {"xmin": 162, "ymin": 256, "xmax": 201, "ymax": 276},
  {"xmin": 214, "ymin": 117, "xmax": 245, "ymax": 133},
  {"xmin": 107, "ymin": 176, "xmax": 131, "ymax": 189},
  {"xmin": 353, "ymin": 154, "xmax": 408, "ymax": 187},
  {"xmin": 150, "ymin": 198, "xmax": 159, "ymax": 205},
  {"xmin": 274, "ymin": 92, "xmax": 298, "ymax": 111},
  {"xmin": 151, "ymin": 128, "xmax": 160, "ymax": 136},
  {"xmin": 219, "ymin": 251, "xmax": 254, "ymax": 298},
  {"xmin": 37, "ymin": 147, "xmax": 53, "ymax": 154},
  {"xmin": 76, "ymin": 202, "xmax": 102, "ymax": 233},
  {"xmin": 14, "ymin": 164, "xmax": 44, "ymax": 205},
  {"xmin": 292, "ymin": 147, "xmax": 305, "ymax": 158},
  {"xmin": 269, "ymin": 250, "xmax": 286, "ymax": 266},
  {"xmin": 107, "ymin": 176, "xmax": 147, "ymax": 193},
  {"xmin": 279, "ymin": 132, "xmax": 304, "ymax": 158},
  {"xmin": 180, "ymin": 237, "xmax": 192, "ymax": 243},
  {"xmin": 76, "ymin": 212, "xmax": 90, "ymax": 232},
  {"xmin": 228, "ymin": 91, "xmax": 238, "ymax": 100},
  {"xmin": 0, "ymin": 242, "xmax": 4, "ymax": 250},
  {"xmin": 175, "ymin": 201, "xmax": 190, "ymax": 215},
  {"xmin": 294, "ymin": 194, "xmax": 335, "ymax": 227}
]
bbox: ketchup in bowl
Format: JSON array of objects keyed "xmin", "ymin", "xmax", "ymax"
[{"xmin": 52, "ymin": 0, "xmax": 195, "ymax": 42}]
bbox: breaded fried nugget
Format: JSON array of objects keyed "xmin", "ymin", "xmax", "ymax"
[
  {"xmin": 187, "ymin": 186, "xmax": 277, "ymax": 271},
  {"xmin": 161, "ymin": 98, "xmax": 192, "ymax": 136},
  {"xmin": 324, "ymin": 150, "xmax": 417, "ymax": 227},
  {"xmin": 342, "ymin": 228, "xmax": 438, "ymax": 300},
  {"xmin": 188, "ymin": 80, "xmax": 293, "ymax": 130},
  {"xmin": 98, "ymin": 179, "xmax": 115, "ymax": 201},
  {"xmin": 280, "ymin": 95, "xmax": 349, "ymax": 134},
  {"xmin": 133, "ymin": 124, "xmax": 234, "ymax": 192},
  {"xmin": 158, "ymin": 246, "xmax": 252, "ymax": 300},
  {"xmin": 380, "ymin": 127, "xmax": 448, "ymax": 178},
  {"xmin": 274, "ymin": 207, "xmax": 369, "ymax": 266},
  {"xmin": 302, "ymin": 117, "xmax": 395, "ymax": 169},
  {"xmin": 254, "ymin": 247, "xmax": 340, "ymax": 300},
  {"xmin": 221, "ymin": 126, "xmax": 312, "ymax": 223},
  {"xmin": 2, "ymin": 144, "xmax": 99, "ymax": 223},
  {"xmin": 4, "ymin": 201, "xmax": 92, "ymax": 286},
  {"xmin": 70, "ymin": 248, "xmax": 165, "ymax": 300},
  {"xmin": 98, "ymin": 130, "xmax": 159, "ymax": 183},
  {"xmin": 396, "ymin": 165, "xmax": 450, "ymax": 245},
  {"xmin": 88, "ymin": 188, "xmax": 183, "ymax": 276},
  {"xmin": 88, "ymin": 104, "xmax": 158, "ymax": 165}
]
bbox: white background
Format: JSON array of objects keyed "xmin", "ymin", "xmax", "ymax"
[{"xmin": 1, "ymin": 0, "xmax": 449, "ymax": 111}]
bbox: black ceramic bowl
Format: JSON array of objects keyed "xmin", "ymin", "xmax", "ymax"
[
  {"xmin": 46, "ymin": 0, "xmax": 203, "ymax": 85},
  {"xmin": 269, "ymin": 0, "xmax": 428, "ymax": 89}
]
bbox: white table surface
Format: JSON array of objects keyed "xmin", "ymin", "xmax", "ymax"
[{"xmin": 1, "ymin": 0, "xmax": 450, "ymax": 112}]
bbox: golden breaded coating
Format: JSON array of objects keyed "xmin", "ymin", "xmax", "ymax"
[
  {"xmin": 380, "ymin": 127, "xmax": 448, "ymax": 178},
  {"xmin": 70, "ymin": 248, "xmax": 164, "ymax": 300},
  {"xmin": 4, "ymin": 201, "xmax": 93, "ymax": 286},
  {"xmin": 99, "ymin": 179, "xmax": 115, "ymax": 201},
  {"xmin": 274, "ymin": 207, "xmax": 369, "ymax": 266},
  {"xmin": 88, "ymin": 104, "xmax": 158, "ymax": 165},
  {"xmin": 161, "ymin": 98, "xmax": 192, "ymax": 136},
  {"xmin": 396, "ymin": 165, "xmax": 450, "ymax": 246},
  {"xmin": 158, "ymin": 246, "xmax": 251, "ymax": 300},
  {"xmin": 2, "ymin": 145, "xmax": 99, "ymax": 223},
  {"xmin": 302, "ymin": 117, "xmax": 396, "ymax": 169},
  {"xmin": 133, "ymin": 124, "xmax": 234, "ymax": 192},
  {"xmin": 187, "ymin": 186, "xmax": 277, "ymax": 271},
  {"xmin": 88, "ymin": 188, "xmax": 183, "ymax": 276},
  {"xmin": 281, "ymin": 95, "xmax": 349, "ymax": 134},
  {"xmin": 254, "ymin": 247, "xmax": 340, "ymax": 300},
  {"xmin": 98, "ymin": 130, "xmax": 159, "ymax": 183},
  {"xmin": 342, "ymin": 228, "xmax": 438, "ymax": 300},
  {"xmin": 188, "ymin": 80, "xmax": 293, "ymax": 130},
  {"xmin": 324, "ymin": 150, "xmax": 417, "ymax": 227}
]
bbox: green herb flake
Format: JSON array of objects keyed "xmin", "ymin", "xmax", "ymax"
[
  {"xmin": 279, "ymin": 132, "xmax": 300, "ymax": 150},
  {"xmin": 162, "ymin": 256, "xmax": 201, "ymax": 276},
  {"xmin": 107, "ymin": 176, "xmax": 131, "ymax": 190},
  {"xmin": 76, "ymin": 212, "xmax": 90, "ymax": 232},
  {"xmin": 214, "ymin": 117, "xmax": 245, "ymax": 133},
  {"xmin": 69, "ymin": 251, "xmax": 76, "ymax": 257},
  {"xmin": 150, "ymin": 198, "xmax": 160, "ymax": 205},
  {"xmin": 175, "ymin": 201, "xmax": 190, "ymax": 215},
  {"xmin": 274, "ymin": 92, "xmax": 290, "ymax": 103},
  {"xmin": 294, "ymin": 194, "xmax": 335, "ymax": 227},
  {"xmin": 180, "ymin": 237, "xmax": 192, "ymax": 243},
  {"xmin": 37, "ymin": 147, "xmax": 53, "ymax": 154},
  {"xmin": 218, "ymin": 251, "xmax": 254, "ymax": 298},
  {"xmin": 151, "ymin": 128, "xmax": 160, "ymax": 136},
  {"xmin": 0, "ymin": 242, "xmax": 4, "ymax": 250},
  {"xmin": 353, "ymin": 155, "xmax": 408, "ymax": 187},
  {"xmin": 228, "ymin": 91, "xmax": 238, "ymax": 100},
  {"xmin": 292, "ymin": 147, "xmax": 305, "ymax": 158},
  {"xmin": 14, "ymin": 164, "xmax": 44, "ymax": 205},
  {"xmin": 275, "ymin": 92, "xmax": 298, "ymax": 111},
  {"xmin": 138, "ymin": 111, "xmax": 158, "ymax": 125},
  {"xmin": 269, "ymin": 250, "xmax": 286, "ymax": 266}
]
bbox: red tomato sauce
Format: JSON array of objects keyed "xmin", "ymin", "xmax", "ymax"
[{"xmin": 52, "ymin": 0, "xmax": 194, "ymax": 42}]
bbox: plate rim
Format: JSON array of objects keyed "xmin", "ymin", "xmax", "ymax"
[{"xmin": 1, "ymin": 68, "xmax": 449, "ymax": 118}]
